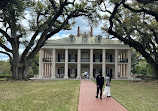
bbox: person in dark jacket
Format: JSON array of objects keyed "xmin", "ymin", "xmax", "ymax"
[{"xmin": 96, "ymin": 70, "xmax": 104, "ymax": 99}]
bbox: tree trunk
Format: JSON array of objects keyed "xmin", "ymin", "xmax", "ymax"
[
  {"xmin": 10, "ymin": 59, "xmax": 30, "ymax": 80},
  {"xmin": 152, "ymin": 64, "xmax": 158, "ymax": 79}
]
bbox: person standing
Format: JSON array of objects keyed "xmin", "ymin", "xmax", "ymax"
[
  {"xmin": 87, "ymin": 72, "xmax": 89, "ymax": 79},
  {"xmin": 96, "ymin": 71, "xmax": 104, "ymax": 99},
  {"xmin": 105, "ymin": 74, "xmax": 111, "ymax": 97}
]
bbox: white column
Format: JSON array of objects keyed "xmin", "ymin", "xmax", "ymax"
[
  {"xmin": 123, "ymin": 64, "xmax": 126, "ymax": 78},
  {"xmin": 64, "ymin": 49, "xmax": 68, "ymax": 79},
  {"xmin": 39, "ymin": 49, "xmax": 44, "ymax": 78},
  {"xmin": 127, "ymin": 49, "xmax": 131, "ymax": 79},
  {"xmin": 125, "ymin": 64, "xmax": 127, "ymax": 78},
  {"xmin": 90, "ymin": 49, "xmax": 93, "ymax": 78},
  {"xmin": 44, "ymin": 64, "xmax": 46, "ymax": 78},
  {"xmin": 77, "ymin": 49, "xmax": 81, "ymax": 79},
  {"xmin": 121, "ymin": 53, "xmax": 123, "ymax": 78},
  {"xmin": 123, "ymin": 52, "xmax": 126, "ymax": 78},
  {"xmin": 115, "ymin": 49, "xmax": 118, "ymax": 79},
  {"xmin": 102, "ymin": 49, "xmax": 106, "ymax": 77},
  {"xmin": 51, "ymin": 49, "xmax": 56, "ymax": 79},
  {"xmin": 120, "ymin": 65, "xmax": 121, "ymax": 78}
]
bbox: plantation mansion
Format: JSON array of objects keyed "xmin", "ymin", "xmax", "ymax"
[{"xmin": 38, "ymin": 27, "xmax": 131, "ymax": 79}]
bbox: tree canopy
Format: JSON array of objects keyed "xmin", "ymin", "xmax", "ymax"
[
  {"xmin": 96, "ymin": 0, "xmax": 158, "ymax": 79},
  {"xmin": 0, "ymin": 0, "xmax": 98, "ymax": 80}
]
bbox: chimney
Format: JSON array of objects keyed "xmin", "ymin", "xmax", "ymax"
[
  {"xmin": 77, "ymin": 26, "xmax": 80, "ymax": 37},
  {"xmin": 90, "ymin": 27, "xmax": 93, "ymax": 37}
]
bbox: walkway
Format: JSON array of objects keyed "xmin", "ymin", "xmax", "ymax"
[{"xmin": 78, "ymin": 80, "xmax": 128, "ymax": 111}]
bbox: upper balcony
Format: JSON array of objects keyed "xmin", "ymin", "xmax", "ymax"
[
  {"xmin": 93, "ymin": 58, "xmax": 102, "ymax": 62},
  {"xmin": 106, "ymin": 58, "xmax": 115, "ymax": 62},
  {"xmin": 68, "ymin": 57, "xmax": 77, "ymax": 62},
  {"xmin": 56, "ymin": 58, "xmax": 65, "ymax": 62},
  {"xmin": 42, "ymin": 57, "xmax": 128, "ymax": 63},
  {"xmin": 81, "ymin": 58, "xmax": 90, "ymax": 62}
]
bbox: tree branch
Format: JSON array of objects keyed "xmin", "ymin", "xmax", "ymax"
[
  {"xmin": 26, "ymin": 7, "xmax": 89, "ymax": 62},
  {"xmin": 136, "ymin": 0, "xmax": 158, "ymax": 4},
  {"xmin": 0, "ymin": 42, "xmax": 12, "ymax": 53},
  {"xmin": 108, "ymin": 2, "xmax": 155, "ymax": 65},
  {"xmin": 0, "ymin": 51, "xmax": 12, "ymax": 59},
  {"xmin": 150, "ymin": 28, "xmax": 158, "ymax": 44},
  {"xmin": 49, "ymin": 0, "xmax": 57, "ymax": 11},
  {"xmin": 0, "ymin": 28, "xmax": 12, "ymax": 43},
  {"xmin": 21, "ymin": 30, "xmax": 39, "ymax": 62},
  {"xmin": 122, "ymin": 0, "xmax": 158, "ymax": 22}
]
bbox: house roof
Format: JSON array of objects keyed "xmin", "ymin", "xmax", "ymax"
[{"xmin": 45, "ymin": 33, "xmax": 124, "ymax": 45}]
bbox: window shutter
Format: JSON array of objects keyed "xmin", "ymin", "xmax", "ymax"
[
  {"xmin": 75, "ymin": 69, "xmax": 77, "ymax": 77},
  {"xmin": 100, "ymin": 54, "xmax": 102, "ymax": 62},
  {"xmin": 93, "ymin": 69, "xmax": 96, "ymax": 78},
  {"xmin": 110, "ymin": 54, "xmax": 112, "ymax": 62},
  {"xmin": 68, "ymin": 69, "xmax": 70, "ymax": 78},
  {"xmin": 93, "ymin": 54, "xmax": 95, "ymax": 62},
  {"xmin": 58, "ymin": 54, "xmax": 60, "ymax": 62},
  {"xmin": 75, "ymin": 54, "xmax": 77, "ymax": 62},
  {"xmin": 68, "ymin": 54, "xmax": 71, "ymax": 62}
]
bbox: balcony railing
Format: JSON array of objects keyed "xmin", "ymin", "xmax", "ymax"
[
  {"xmin": 81, "ymin": 58, "xmax": 90, "ymax": 62},
  {"xmin": 106, "ymin": 58, "xmax": 115, "ymax": 62},
  {"xmin": 43, "ymin": 58, "xmax": 52, "ymax": 62},
  {"xmin": 56, "ymin": 58, "xmax": 65, "ymax": 62},
  {"xmin": 118, "ymin": 58, "xmax": 128, "ymax": 63},
  {"xmin": 68, "ymin": 58, "xmax": 77, "ymax": 62},
  {"xmin": 43, "ymin": 58, "xmax": 128, "ymax": 63},
  {"xmin": 93, "ymin": 59, "xmax": 102, "ymax": 62}
]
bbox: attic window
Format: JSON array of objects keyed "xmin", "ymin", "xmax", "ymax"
[
  {"xmin": 98, "ymin": 37, "xmax": 101, "ymax": 43},
  {"xmin": 96, "ymin": 35, "xmax": 102, "ymax": 43},
  {"xmin": 69, "ymin": 34, "xmax": 75, "ymax": 43},
  {"xmin": 70, "ymin": 36, "xmax": 74, "ymax": 43},
  {"xmin": 83, "ymin": 37, "xmax": 87, "ymax": 43}
]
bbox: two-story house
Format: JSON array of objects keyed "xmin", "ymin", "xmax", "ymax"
[{"xmin": 38, "ymin": 27, "xmax": 131, "ymax": 79}]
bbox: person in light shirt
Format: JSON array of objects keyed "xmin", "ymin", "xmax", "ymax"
[{"xmin": 104, "ymin": 74, "xmax": 111, "ymax": 97}]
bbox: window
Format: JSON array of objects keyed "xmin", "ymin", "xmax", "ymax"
[
  {"xmin": 70, "ymin": 68, "xmax": 75, "ymax": 74},
  {"xmin": 95, "ymin": 35, "xmax": 102, "ymax": 43},
  {"xmin": 58, "ymin": 68, "xmax": 64, "ymax": 74},
  {"xmin": 98, "ymin": 37, "xmax": 101, "ymax": 43},
  {"xmin": 106, "ymin": 53, "xmax": 113, "ymax": 62},
  {"xmin": 60, "ymin": 54, "xmax": 65, "ymax": 59},
  {"xmin": 95, "ymin": 54, "xmax": 100, "ymax": 59},
  {"xmin": 106, "ymin": 53, "xmax": 110, "ymax": 60},
  {"xmin": 106, "ymin": 69, "xmax": 111, "ymax": 75},
  {"xmin": 69, "ymin": 34, "xmax": 75, "ymax": 43},
  {"xmin": 83, "ymin": 37, "xmax": 87, "ymax": 43},
  {"xmin": 70, "ymin": 36, "xmax": 74, "ymax": 43}
]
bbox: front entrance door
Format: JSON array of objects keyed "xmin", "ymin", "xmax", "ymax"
[{"xmin": 81, "ymin": 66, "xmax": 89, "ymax": 79}]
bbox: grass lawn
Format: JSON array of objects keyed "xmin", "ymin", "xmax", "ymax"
[
  {"xmin": 111, "ymin": 80, "xmax": 158, "ymax": 111},
  {"xmin": 0, "ymin": 80, "xmax": 80, "ymax": 111}
]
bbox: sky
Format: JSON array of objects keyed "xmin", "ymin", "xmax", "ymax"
[
  {"xmin": 0, "ymin": 0, "xmax": 121, "ymax": 61},
  {"xmin": 0, "ymin": 16, "xmax": 106, "ymax": 61}
]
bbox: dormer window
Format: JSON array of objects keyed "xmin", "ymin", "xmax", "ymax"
[
  {"xmin": 70, "ymin": 36, "xmax": 74, "ymax": 43},
  {"xmin": 69, "ymin": 34, "xmax": 75, "ymax": 43},
  {"xmin": 83, "ymin": 37, "xmax": 87, "ymax": 43},
  {"xmin": 98, "ymin": 37, "xmax": 101, "ymax": 43},
  {"xmin": 82, "ymin": 33, "xmax": 88, "ymax": 43},
  {"xmin": 95, "ymin": 35, "xmax": 102, "ymax": 43}
]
